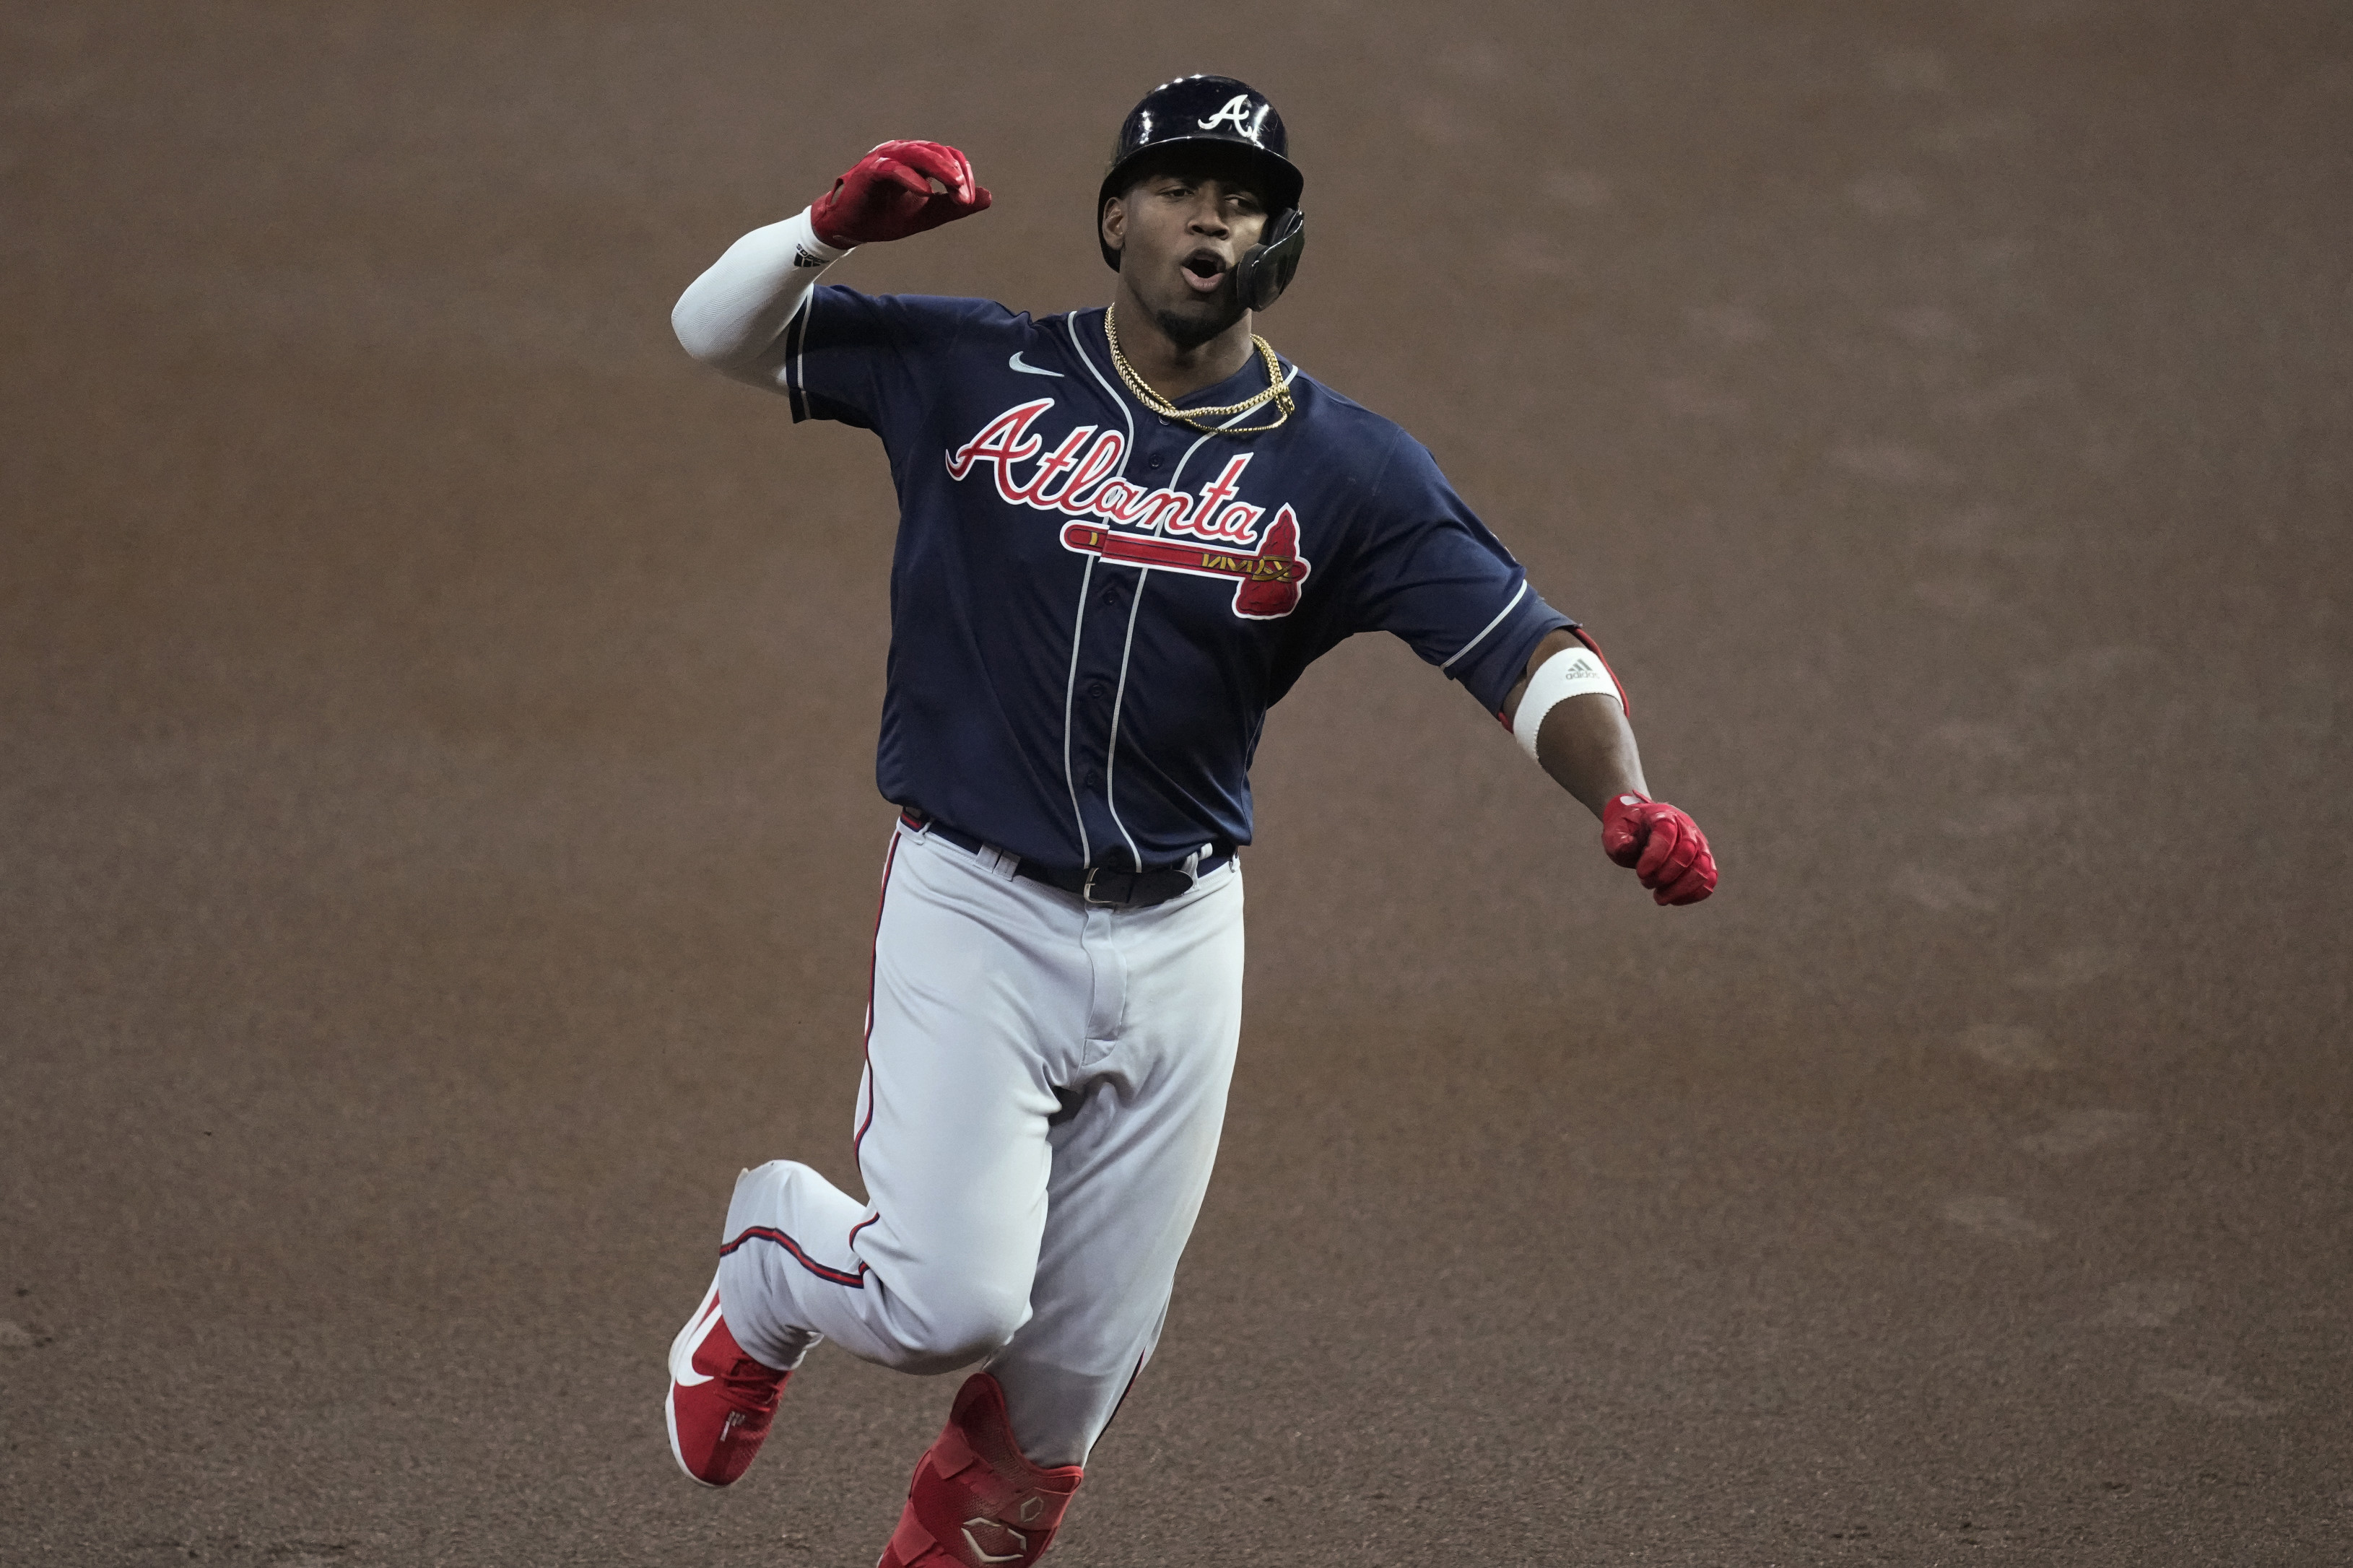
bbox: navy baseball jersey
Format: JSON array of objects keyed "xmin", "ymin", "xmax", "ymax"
[{"xmin": 783, "ymin": 289, "xmax": 1573, "ymax": 871}]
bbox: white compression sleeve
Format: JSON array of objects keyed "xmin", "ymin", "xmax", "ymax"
[
  {"xmin": 1511, "ymin": 641, "xmax": 1625, "ymax": 762},
  {"xmin": 669, "ymin": 208, "xmax": 850, "ymax": 390}
]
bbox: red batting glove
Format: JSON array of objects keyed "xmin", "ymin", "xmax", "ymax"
[
  {"xmin": 1601, "ymin": 793, "xmax": 1718, "ymax": 906},
  {"xmin": 809, "ymin": 140, "xmax": 991, "ymax": 248}
]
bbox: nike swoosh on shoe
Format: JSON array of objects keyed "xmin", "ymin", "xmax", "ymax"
[{"xmin": 670, "ymin": 1281, "xmax": 725, "ymax": 1387}]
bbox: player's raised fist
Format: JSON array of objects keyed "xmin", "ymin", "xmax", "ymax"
[
  {"xmin": 810, "ymin": 140, "xmax": 991, "ymax": 248},
  {"xmin": 1601, "ymin": 793, "xmax": 1718, "ymax": 906}
]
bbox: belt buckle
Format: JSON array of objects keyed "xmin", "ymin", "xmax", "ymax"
[{"xmin": 1081, "ymin": 866, "xmax": 1116, "ymax": 906}]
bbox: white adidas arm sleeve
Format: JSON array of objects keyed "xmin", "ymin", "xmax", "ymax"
[
  {"xmin": 670, "ymin": 208, "xmax": 849, "ymax": 391},
  {"xmin": 1511, "ymin": 643, "xmax": 1625, "ymax": 762}
]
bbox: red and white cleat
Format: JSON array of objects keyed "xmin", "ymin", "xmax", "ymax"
[
  {"xmin": 877, "ymin": 1372, "xmax": 1084, "ymax": 1567},
  {"xmin": 664, "ymin": 1273, "xmax": 790, "ymax": 1487}
]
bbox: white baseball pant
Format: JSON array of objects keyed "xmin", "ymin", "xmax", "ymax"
[{"xmin": 714, "ymin": 819, "xmax": 1245, "ymax": 1466}]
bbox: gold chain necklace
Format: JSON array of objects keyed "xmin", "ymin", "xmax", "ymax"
[{"xmin": 1104, "ymin": 303, "xmax": 1295, "ymax": 435}]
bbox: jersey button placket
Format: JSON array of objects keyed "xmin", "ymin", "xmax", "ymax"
[{"xmin": 1074, "ymin": 565, "xmax": 1128, "ymax": 846}]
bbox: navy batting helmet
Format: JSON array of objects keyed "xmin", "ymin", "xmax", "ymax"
[{"xmin": 1097, "ymin": 75, "xmax": 1307, "ymax": 310}]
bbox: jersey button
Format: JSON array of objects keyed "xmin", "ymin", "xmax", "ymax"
[
  {"xmin": 1084, "ymin": 767, "xmax": 1103, "ymax": 788},
  {"xmin": 1147, "ymin": 456, "xmax": 1162, "ymax": 469},
  {"xmin": 1086, "ymin": 680, "xmax": 1110, "ymax": 702}
]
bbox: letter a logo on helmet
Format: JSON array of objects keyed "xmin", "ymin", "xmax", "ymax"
[{"xmin": 1197, "ymin": 95, "xmax": 1258, "ymax": 135}]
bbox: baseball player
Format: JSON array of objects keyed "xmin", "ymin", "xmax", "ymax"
[{"xmin": 661, "ymin": 75, "xmax": 1716, "ymax": 1567}]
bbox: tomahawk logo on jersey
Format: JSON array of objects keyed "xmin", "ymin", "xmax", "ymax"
[{"xmin": 781, "ymin": 286, "xmax": 1573, "ymax": 872}]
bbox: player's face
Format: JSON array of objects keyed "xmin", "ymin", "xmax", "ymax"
[{"xmin": 1105, "ymin": 165, "xmax": 1270, "ymax": 348}]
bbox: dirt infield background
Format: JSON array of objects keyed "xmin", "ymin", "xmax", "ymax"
[{"xmin": 4, "ymin": 3, "xmax": 2348, "ymax": 1564}]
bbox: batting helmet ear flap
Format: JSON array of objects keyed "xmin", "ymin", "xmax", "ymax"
[{"xmin": 1238, "ymin": 207, "xmax": 1305, "ymax": 311}]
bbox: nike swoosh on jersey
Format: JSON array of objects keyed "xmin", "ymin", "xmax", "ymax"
[{"xmin": 1009, "ymin": 351, "xmax": 1064, "ymax": 378}]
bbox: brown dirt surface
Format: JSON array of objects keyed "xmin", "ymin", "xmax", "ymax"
[{"xmin": 4, "ymin": 3, "xmax": 2349, "ymax": 1564}]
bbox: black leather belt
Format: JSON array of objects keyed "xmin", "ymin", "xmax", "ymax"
[{"xmin": 900, "ymin": 809, "xmax": 1232, "ymax": 910}]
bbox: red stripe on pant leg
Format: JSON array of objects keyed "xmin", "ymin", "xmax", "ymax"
[
  {"xmin": 854, "ymin": 830, "xmax": 903, "ymax": 1159},
  {"xmin": 720, "ymin": 1225, "xmax": 869, "ymax": 1288},
  {"xmin": 1091, "ymin": 1350, "xmax": 1150, "ymax": 1447}
]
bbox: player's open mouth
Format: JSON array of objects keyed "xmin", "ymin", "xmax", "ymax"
[{"xmin": 1180, "ymin": 251, "xmax": 1227, "ymax": 294}]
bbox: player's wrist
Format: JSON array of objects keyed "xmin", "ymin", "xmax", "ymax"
[
  {"xmin": 786, "ymin": 206, "xmax": 855, "ymax": 266},
  {"xmin": 1600, "ymin": 792, "xmax": 1651, "ymax": 829}
]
